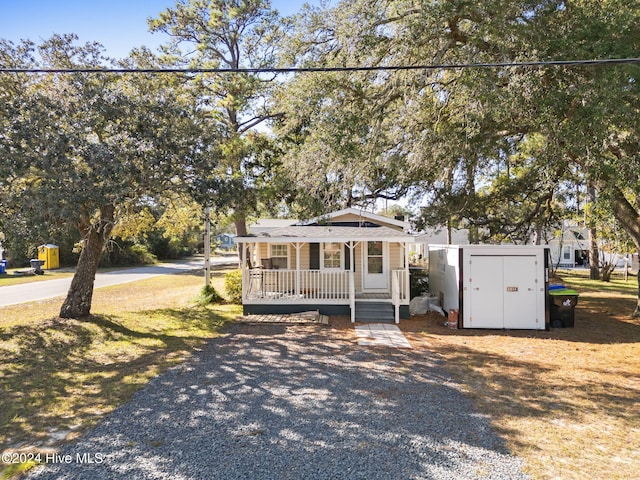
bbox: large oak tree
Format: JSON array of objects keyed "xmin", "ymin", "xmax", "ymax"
[{"xmin": 1, "ymin": 35, "xmax": 210, "ymax": 319}]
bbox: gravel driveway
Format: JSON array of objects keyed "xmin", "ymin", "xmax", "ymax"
[{"xmin": 28, "ymin": 323, "xmax": 529, "ymax": 480}]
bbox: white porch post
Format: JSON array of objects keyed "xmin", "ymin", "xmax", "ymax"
[
  {"xmin": 294, "ymin": 242, "xmax": 302, "ymax": 297},
  {"xmin": 239, "ymin": 242, "xmax": 247, "ymax": 301},
  {"xmin": 394, "ymin": 287, "xmax": 400, "ymax": 324},
  {"xmin": 348, "ymin": 241, "xmax": 356, "ymax": 323},
  {"xmin": 404, "ymin": 242, "xmax": 410, "ymax": 302}
]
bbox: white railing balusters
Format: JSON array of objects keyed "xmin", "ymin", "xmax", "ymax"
[{"xmin": 244, "ymin": 269, "xmax": 351, "ymax": 304}]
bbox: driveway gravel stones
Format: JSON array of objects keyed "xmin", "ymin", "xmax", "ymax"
[{"xmin": 27, "ymin": 323, "xmax": 529, "ymax": 480}]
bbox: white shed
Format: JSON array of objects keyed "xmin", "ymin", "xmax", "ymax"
[{"xmin": 428, "ymin": 245, "xmax": 550, "ymax": 330}]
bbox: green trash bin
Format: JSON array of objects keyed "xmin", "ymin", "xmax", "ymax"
[{"xmin": 549, "ymin": 288, "xmax": 579, "ymax": 328}]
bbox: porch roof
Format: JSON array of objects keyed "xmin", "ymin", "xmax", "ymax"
[{"xmin": 235, "ymin": 225, "xmax": 415, "ymax": 244}]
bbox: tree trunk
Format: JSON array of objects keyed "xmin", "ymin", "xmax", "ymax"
[
  {"xmin": 587, "ymin": 184, "xmax": 600, "ymax": 279},
  {"xmin": 589, "ymin": 226, "xmax": 600, "ymax": 280},
  {"xmin": 234, "ymin": 215, "xmax": 248, "ymax": 266},
  {"xmin": 468, "ymin": 225, "xmax": 479, "ymax": 244},
  {"xmin": 606, "ymin": 186, "xmax": 640, "ymax": 317},
  {"xmin": 608, "ymin": 186, "xmax": 640, "ymax": 252},
  {"xmin": 59, "ymin": 205, "xmax": 115, "ymax": 319},
  {"xmin": 533, "ymin": 223, "xmax": 542, "ymax": 245},
  {"xmin": 600, "ymin": 262, "xmax": 615, "ymax": 282},
  {"xmin": 634, "ymin": 269, "xmax": 640, "ymax": 318}
]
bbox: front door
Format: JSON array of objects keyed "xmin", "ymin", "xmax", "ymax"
[{"xmin": 363, "ymin": 241, "xmax": 388, "ymax": 290}]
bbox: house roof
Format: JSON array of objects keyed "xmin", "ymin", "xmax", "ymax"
[
  {"xmin": 248, "ymin": 218, "xmax": 297, "ymax": 233},
  {"xmin": 297, "ymin": 207, "xmax": 409, "ymax": 231},
  {"xmin": 235, "ymin": 224, "xmax": 414, "ymax": 244}
]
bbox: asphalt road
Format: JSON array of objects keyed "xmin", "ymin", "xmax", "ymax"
[{"xmin": 0, "ymin": 256, "xmax": 238, "ymax": 308}]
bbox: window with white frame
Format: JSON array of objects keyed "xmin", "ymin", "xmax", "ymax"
[
  {"xmin": 270, "ymin": 244, "xmax": 289, "ymax": 269},
  {"xmin": 562, "ymin": 245, "xmax": 572, "ymax": 261},
  {"xmin": 322, "ymin": 242, "xmax": 343, "ymax": 269}
]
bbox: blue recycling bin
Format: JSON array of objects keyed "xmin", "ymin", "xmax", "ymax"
[{"xmin": 0, "ymin": 260, "xmax": 5, "ymax": 274}]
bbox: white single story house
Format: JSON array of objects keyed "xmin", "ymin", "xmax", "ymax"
[{"xmin": 234, "ymin": 208, "xmax": 415, "ymax": 323}]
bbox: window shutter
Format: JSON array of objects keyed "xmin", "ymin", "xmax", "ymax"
[
  {"xmin": 344, "ymin": 244, "xmax": 351, "ymax": 271},
  {"xmin": 309, "ymin": 243, "xmax": 320, "ymax": 270}
]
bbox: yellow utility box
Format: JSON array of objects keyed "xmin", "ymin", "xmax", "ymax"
[{"xmin": 38, "ymin": 244, "xmax": 60, "ymax": 270}]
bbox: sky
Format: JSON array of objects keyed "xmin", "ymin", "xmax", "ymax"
[{"xmin": 0, "ymin": 0, "xmax": 326, "ymax": 60}]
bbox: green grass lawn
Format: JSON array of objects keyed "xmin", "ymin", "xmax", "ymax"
[
  {"xmin": 0, "ymin": 267, "xmax": 240, "ymax": 479},
  {"xmin": 0, "ymin": 270, "xmax": 74, "ymax": 287},
  {"xmin": 555, "ymin": 268, "xmax": 638, "ymax": 295}
]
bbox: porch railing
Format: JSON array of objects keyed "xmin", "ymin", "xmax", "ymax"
[{"xmin": 244, "ymin": 268, "xmax": 351, "ymax": 303}]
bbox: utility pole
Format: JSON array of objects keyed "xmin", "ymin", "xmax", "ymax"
[{"xmin": 204, "ymin": 206, "xmax": 211, "ymax": 287}]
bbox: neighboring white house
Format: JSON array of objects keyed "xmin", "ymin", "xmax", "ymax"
[
  {"xmin": 235, "ymin": 208, "xmax": 414, "ymax": 323},
  {"xmin": 546, "ymin": 222, "xmax": 590, "ymax": 268},
  {"xmin": 545, "ymin": 221, "xmax": 633, "ymax": 269}
]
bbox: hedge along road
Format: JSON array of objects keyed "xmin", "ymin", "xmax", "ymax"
[{"xmin": 0, "ymin": 257, "xmax": 238, "ymax": 308}]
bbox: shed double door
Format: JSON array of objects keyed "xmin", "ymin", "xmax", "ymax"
[{"xmin": 467, "ymin": 255, "xmax": 538, "ymax": 329}]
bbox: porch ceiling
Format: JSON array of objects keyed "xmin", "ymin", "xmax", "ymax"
[{"xmin": 235, "ymin": 225, "xmax": 415, "ymax": 244}]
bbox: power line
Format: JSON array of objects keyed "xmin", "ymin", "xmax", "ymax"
[{"xmin": 1, "ymin": 57, "xmax": 639, "ymax": 74}]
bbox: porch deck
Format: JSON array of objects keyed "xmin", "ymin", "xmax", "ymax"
[
  {"xmin": 236, "ymin": 311, "xmax": 328, "ymax": 325},
  {"xmin": 242, "ymin": 268, "xmax": 410, "ymax": 323}
]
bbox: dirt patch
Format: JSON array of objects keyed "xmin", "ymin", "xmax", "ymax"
[{"xmin": 395, "ymin": 290, "xmax": 640, "ymax": 480}]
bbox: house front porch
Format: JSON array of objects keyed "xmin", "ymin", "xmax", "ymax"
[{"xmin": 241, "ymin": 267, "xmax": 410, "ymax": 323}]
